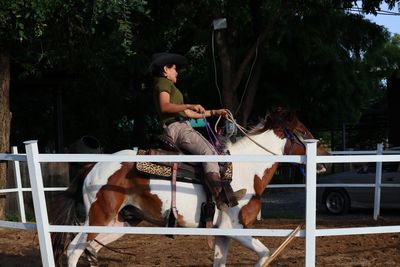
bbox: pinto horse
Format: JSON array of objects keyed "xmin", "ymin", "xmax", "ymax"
[{"xmin": 51, "ymin": 111, "xmax": 328, "ymax": 267}]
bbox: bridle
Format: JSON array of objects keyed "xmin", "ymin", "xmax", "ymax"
[
  {"xmin": 285, "ymin": 128, "xmax": 327, "ymax": 173},
  {"xmin": 283, "ymin": 128, "xmax": 306, "ymax": 156},
  {"xmin": 283, "ymin": 128, "xmax": 307, "ymax": 176}
]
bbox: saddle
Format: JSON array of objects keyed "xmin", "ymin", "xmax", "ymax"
[
  {"xmin": 135, "ymin": 136, "xmax": 232, "ymax": 182},
  {"xmin": 133, "ymin": 135, "xmax": 232, "ymax": 237}
]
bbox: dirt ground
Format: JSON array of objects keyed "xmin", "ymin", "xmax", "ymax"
[{"xmin": 1, "ymin": 214, "xmax": 399, "ymax": 267}]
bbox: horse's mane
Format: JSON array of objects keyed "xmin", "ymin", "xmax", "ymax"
[
  {"xmin": 220, "ymin": 109, "xmax": 298, "ymax": 152},
  {"xmin": 248, "ymin": 109, "xmax": 295, "ymax": 136}
]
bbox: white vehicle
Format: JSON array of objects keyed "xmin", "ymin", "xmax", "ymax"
[{"xmin": 317, "ymin": 162, "xmax": 400, "ymax": 214}]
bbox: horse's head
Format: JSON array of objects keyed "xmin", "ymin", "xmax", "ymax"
[{"xmin": 265, "ymin": 109, "xmax": 329, "ymax": 173}]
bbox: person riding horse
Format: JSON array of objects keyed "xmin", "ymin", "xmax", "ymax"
[
  {"xmin": 52, "ymin": 105, "xmax": 329, "ymax": 266},
  {"xmin": 150, "ymin": 52, "xmax": 246, "ymax": 211}
]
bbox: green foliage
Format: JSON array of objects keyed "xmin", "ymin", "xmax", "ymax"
[
  {"xmin": 364, "ymin": 33, "xmax": 400, "ymax": 77},
  {"xmin": 2, "ymin": 0, "xmax": 400, "ymax": 151},
  {"xmin": 247, "ymin": 3, "xmax": 398, "ymax": 130}
]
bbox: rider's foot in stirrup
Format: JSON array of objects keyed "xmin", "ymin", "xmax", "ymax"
[
  {"xmin": 233, "ymin": 189, "xmax": 247, "ymax": 202},
  {"xmin": 216, "ymin": 189, "xmax": 247, "ymax": 212}
]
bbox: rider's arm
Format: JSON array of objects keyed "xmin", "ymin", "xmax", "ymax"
[
  {"xmin": 183, "ymin": 108, "xmax": 228, "ymax": 119},
  {"xmin": 159, "ymin": 92, "xmax": 205, "ymax": 114}
]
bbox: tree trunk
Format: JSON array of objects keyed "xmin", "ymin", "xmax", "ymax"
[
  {"xmin": 215, "ymin": 30, "xmax": 235, "ymax": 110},
  {"xmin": 214, "ymin": 2, "xmax": 284, "ymax": 120},
  {"xmin": 0, "ymin": 50, "xmax": 11, "ymax": 219},
  {"xmin": 387, "ymin": 70, "xmax": 400, "ymax": 146},
  {"xmin": 240, "ymin": 59, "xmax": 263, "ymax": 126}
]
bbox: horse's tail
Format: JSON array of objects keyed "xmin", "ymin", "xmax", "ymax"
[{"xmin": 51, "ymin": 164, "xmax": 94, "ymax": 267}]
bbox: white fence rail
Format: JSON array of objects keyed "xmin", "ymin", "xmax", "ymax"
[{"xmin": 0, "ymin": 140, "xmax": 400, "ymax": 267}]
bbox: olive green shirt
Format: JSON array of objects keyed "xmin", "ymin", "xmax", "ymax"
[{"xmin": 153, "ymin": 77, "xmax": 186, "ymax": 125}]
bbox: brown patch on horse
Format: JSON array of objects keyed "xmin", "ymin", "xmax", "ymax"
[
  {"xmin": 273, "ymin": 128, "xmax": 285, "ymax": 139},
  {"xmin": 87, "ymin": 163, "xmax": 164, "ymax": 241},
  {"xmin": 239, "ymin": 196, "xmax": 261, "ymax": 228},
  {"xmin": 254, "ymin": 163, "xmax": 279, "ymax": 196},
  {"xmin": 284, "ymin": 136, "xmax": 306, "ymax": 155},
  {"xmin": 239, "ymin": 163, "xmax": 279, "ymax": 228},
  {"xmin": 176, "ymin": 214, "xmax": 187, "ymax": 227}
]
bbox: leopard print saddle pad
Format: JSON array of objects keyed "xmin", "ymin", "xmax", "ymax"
[{"xmin": 135, "ymin": 149, "xmax": 232, "ymax": 184}]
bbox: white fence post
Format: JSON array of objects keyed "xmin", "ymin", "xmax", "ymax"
[
  {"xmin": 12, "ymin": 146, "xmax": 26, "ymax": 223},
  {"xmin": 305, "ymin": 139, "xmax": 318, "ymax": 267},
  {"xmin": 25, "ymin": 141, "xmax": 55, "ymax": 267},
  {"xmin": 373, "ymin": 143, "xmax": 383, "ymax": 220}
]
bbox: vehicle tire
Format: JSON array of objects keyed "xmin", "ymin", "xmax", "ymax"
[{"xmin": 323, "ymin": 189, "xmax": 350, "ymax": 215}]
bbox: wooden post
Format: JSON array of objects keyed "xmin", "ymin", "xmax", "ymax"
[{"xmin": 263, "ymin": 224, "xmax": 303, "ymax": 266}]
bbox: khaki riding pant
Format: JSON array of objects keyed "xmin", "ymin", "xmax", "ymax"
[{"xmin": 163, "ymin": 121, "xmax": 219, "ymax": 173}]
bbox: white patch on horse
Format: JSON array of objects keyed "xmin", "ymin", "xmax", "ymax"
[
  {"xmin": 83, "ymin": 150, "xmax": 137, "ymax": 208},
  {"xmin": 149, "ymin": 180, "xmax": 207, "ymax": 227}
]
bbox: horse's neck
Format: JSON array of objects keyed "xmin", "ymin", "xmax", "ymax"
[
  {"xmin": 226, "ymin": 130, "xmax": 286, "ymax": 193},
  {"xmin": 226, "ymin": 130, "xmax": 286, "ymax": 156}
]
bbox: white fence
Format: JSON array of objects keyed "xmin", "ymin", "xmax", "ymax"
[{"xmin": 0, "ymin": 140, "xmax": 400, "ymax": 267}]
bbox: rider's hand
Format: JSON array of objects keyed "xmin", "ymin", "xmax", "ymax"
[
  {"xmin": 215, "ymin": 109, "xmax": 228, "ymax": 117},
  {"xmin": 187, "ymin": 104, "xmax": 206, "ymax": 114}
]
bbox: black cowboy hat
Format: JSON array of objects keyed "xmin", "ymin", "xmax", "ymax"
[{"xmin": 150, "ymin": 52, "xmax": 188, "ymax": 69}]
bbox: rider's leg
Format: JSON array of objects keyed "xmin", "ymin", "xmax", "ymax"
[
  {"xmin": 204, "ymin": 172, "xmax": 245, "ymax": 211},
  {"xmin": 166, "ymin": 122, "xmax": 246, "ymax": 210}
]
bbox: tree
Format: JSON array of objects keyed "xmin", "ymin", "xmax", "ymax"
[
  {"xmin": 2, "ymin": 1, "xmax": 399, "ymax": 220},
  {"xmin": 0, "ymin": 0, "xmax": 148, "ymax": 218},
  {"xmin": 0, "ymin": 0, "xmax": 50, "ymax": 219},
  {"xmin": 208, "ymin": 0, "xmax": 399, "ymax": 126}
]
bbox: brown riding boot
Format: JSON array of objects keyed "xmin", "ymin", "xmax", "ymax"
[{"xmin": 204, "ymin": 172, "xmax": 246, "ymax": 212}]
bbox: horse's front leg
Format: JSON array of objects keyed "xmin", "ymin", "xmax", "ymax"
[
  {"xmin": 213, "ymin": 236, "xmax": 232, "ymax": 267},
  {"xmin": 88, "ymin": 213, "xmax": 130, "ymax": 249},
  {"xmin": 232, "ymin": 235, "xmax": 270, "ymax": 267},
  {"xmin": 67, "ymin": 221, "xmax": 89, "ymax": 267}
]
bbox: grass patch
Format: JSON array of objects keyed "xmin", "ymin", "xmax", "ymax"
[{"xmin": 5, "ymin": 213, "xmax": 36, "ymax": 222}]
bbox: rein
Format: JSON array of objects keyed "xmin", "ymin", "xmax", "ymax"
[{"xmin": 204, "ymin": 118, "xmax": 224, "ymax": 155}]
